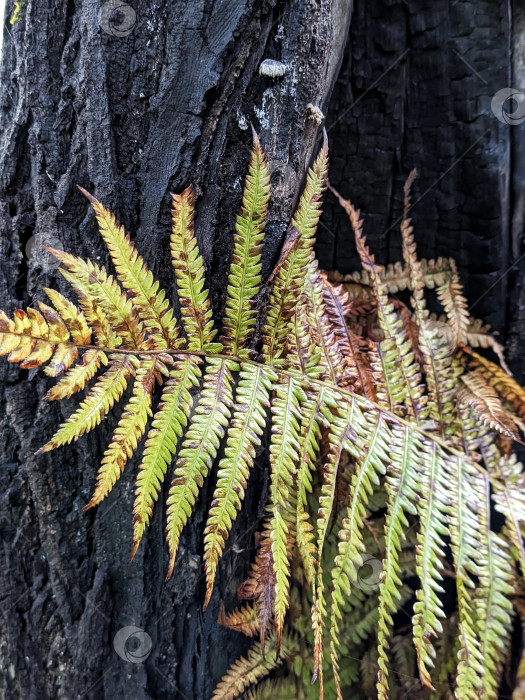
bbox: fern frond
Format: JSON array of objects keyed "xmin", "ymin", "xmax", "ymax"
[
  {"xmin": 218, "ymin": 602, "xmax": 260, "ymax": 637},
  {"xmin": 326, "ymin": 256, "xmax": 458, "ymax": 296},
  {"xmin": 446, "ymin": 456, "xmax": 485, "ymax": 699},
  {"xmin": 331, "ymin": 187, "xmax": 426, "ymax": 422},
  {"xmin": 475, "ymin": 527, "xmax": 515, "ymax": 697},
  {"xmin": 211, "ymin": 632, "xmax": 298, "ymax": 700},
  {"xmin": 458, "ymin": 371, "xmax": 522, "ymax": 443},
  {"xmin": 262, "ymin": 133, "xmax": 328, "ymax": 362},
  {"xmin": 203, "ymin": 363, "xmax": 276, "ymax": 606},
  {"xmin": 491, "ymin": 455, "xmax": 525, "ymax": 573},
  {"xmin": 221, "ymin": 130, "xmax": 271, "ymax": 357},
  {"xmin": 36, "ymin": 354, "xmax": 136, "ymax": 453},
  {"xmin": 412, "ymin": 440, "xmax": 448, "ymax": 688},
  {"xmin": 2, "ymin": 134, "xmax": 524, "ymax": 700},
  {"xmin": 302, "ymin": 260, "xmax": 352, "ymax": 387},
  {"xmin": 312, "ymin": 398, "xmax": 362, "ymax": 688},
  {"xmin": 320, "ymin": 273, "xmax": 375, "ymax": 398},
  {"xmin": 295, "ymin": 387, "xmax": 335, "ymax": 586},
  {"xmin": 79, "ymin": 187, "xmax": 180, "ymax": 349},
  {"xmin": 131, "ymin": 357, "xmax": 201, "ymax": 559},
  {"xmin": 0, "ymin": 306, "xmax": 73, "ymax": 372},
  {"xmin": 170, "ymin": 185, "xmax": 218, "ymax": 351},
  {"xmin": 462, "ymin": 347, "xmax": 525, "ymax": 421},
  {"xmin": 166, "ymin": 357, "xmax": 235, "ymax": 578},
  {"xmin": 84, "ymin": 357, "xmax": 157, "ymax": 509},
  {"xmin": 435, "ymin": 258, "xmax": 470, "ymax": 348},
  {"xmin": 43, "ymin": 288, "xmax": 92, "ymax": 345},
  {"xmin": 44, "ymin": 349, "xmax": 107, "ymax": 401},
  {"xmin": 238, "ymin": 523, "xmax": 276, "ymax": 650},
  {"xmin": 377, "ymin": 425, "xmax": 421, "ymax": 700},
  {"xmin": 329, "ymin": 414, "xmax": 390, "ymax": 697},
  {"xmin": 268, "ymin": 376, "xmax": 305, "ymax": 651},
  {"xmin": 46, "ymin": 248, "xmax": 145, "ymax": 349},
  {"xmin": 459, "ymin": 318, "xmax": 510, "ymax": 372}
]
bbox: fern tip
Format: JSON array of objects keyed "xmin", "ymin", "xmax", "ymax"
[
  {"xmin": 249, "ymin": 122, "xmax": 260, "ymax": 146},
  {"xmin": 77, "ymin": 185, "xmax": 97, "ymax": 204},
  {"xmin": 129, "ymin": 540, "xmax": 140, "ymax": 562}
]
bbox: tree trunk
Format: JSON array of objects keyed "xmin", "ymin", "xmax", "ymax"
[
  {"xmin": 0, "ymin": 1, "xmax": 351, "ymax": 698},
  {"xmin": 1, "ymin": 0, "xmax": 523, "ymax": 698}
]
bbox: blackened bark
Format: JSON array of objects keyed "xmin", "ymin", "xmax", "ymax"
[{"xmin": 0, "ymin": 1, "xmax": 351, "ymax": 698}]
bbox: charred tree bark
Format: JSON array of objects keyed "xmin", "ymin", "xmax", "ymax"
[{"xmin": 0, "ymin": 1, "xmax": 351, "ymax": 698}]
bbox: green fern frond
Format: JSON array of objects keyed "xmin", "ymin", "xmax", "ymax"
[
  {"xmin": 376, "ymin": 426, "xmax": 421, "ymax": 700},
  {"xmin": 166, "ymin": 357, "xmax": 235, "ymax": 579},
  {"xmin": 491, "ymin": 455, "xmax": 525, "ymax": 573},
  {"xmin": 84, "ymin": 357, "xmax": 157, "ymax": 509},
  {"xmin": 221, "ymin": 130, "xmax": 271, "ymax": 357},
  {"xmin": 262, "ymin": 132, "xmax": 328, "ymax": 362},
  {"xmin": 203, "ymin": 362, "xmax": 276, "ymax": 606},
  {"xmin": 295, "ymin": 387, "xmax": 335, "ymax": 586},
  {"xmin": 46, "ymin": 247, "xmax": 145, "ymax": 349},
  {"xmin": 44, "ymin": 349, "xmax": 107, "ymax": 401},
  {"xmin": 412, "ymin": 440, "xmax": 448, "ymax": 689},
  {"xmin": 1, "ymin": 133, "xmax": 524, "ymax": 700},
  {"xmin": 170, "ymin": 185, "xmax": 218, "ymax": 351},
  {"xmin": 446, "ymin": 456, "xmax": 486, "ymax": 699},
  {"xmin": 268, "ymin": 376, "xmax": 305, "ymax": 650},
  {"xmin": 329, "ymin": 414, "xmax": 390, "ymax": 696},
  {"xmin": 131, "ymin": 357, "xmax": 200, "ymax": 559},
  {"xmin": 78, "ymin": 187, "xmax": 180, "ymax": 349},
  {"xmin": 43, "ymin": 288, "xmax": 92, "ymax": 345},
  {"xmin": 475, "ymin": 522, "xmax": 515, "ymax": 697},
  {"xmin": 36, "ymin": 354, "xmax": 136, "ymax": 453}
]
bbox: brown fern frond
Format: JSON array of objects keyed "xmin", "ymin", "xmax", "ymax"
[
  {"xmin": 320, "ymin": 272, "xmax": 377, "ymax": 399},
  {"xmin": 457, "ymin": 372, "xmax": 523, "ymax": 444},
  {"xmin": 461, "ymin": 347, "xmax": 525, "ymax": 421},
  {"xmin": 238, "ymin": 524, "xmax": 276, "ymax": 653},
  {"xmin": 218, "ymin": 603, "xmax": 260, "ymax": 638},
  {"xmin": 435, "ymin": 259, "xmax": 470, "ymax": 348},
  {"xmin": 211, "ymin": 632, "xmax": 298, "ymax": 700}
]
